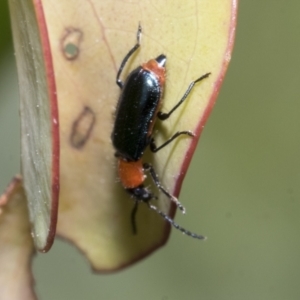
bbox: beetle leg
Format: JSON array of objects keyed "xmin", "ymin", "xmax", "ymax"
[
  {"xmin": 116, "ymin": 24, "xmax": 142, "ymax": 89},
  {"xmin": 131, "ymin": 199, "xmax": 139, "ymax": 234},
  {"xmin": 150, "ymin": 131, "xmax": 195, "ymax": 153},
  {"xmin": 157, "ymin": 72, "xmax": 211, "ymax": 120},
  {"xmin": 143, "ymin": 163, "xmax": 186, "ymax": 214}
]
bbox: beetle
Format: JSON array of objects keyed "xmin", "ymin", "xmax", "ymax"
[{"xmin": 111, "ymin": 25, "xmax": 210, "ymax": 239}]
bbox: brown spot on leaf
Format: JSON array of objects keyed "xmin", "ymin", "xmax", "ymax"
[
  {"xmin": 61, "ymin": 27, "xmax": 83, "ymax": 60},
  {"xmin": 70, "ymin": 106, "xmax": 96, "ymax": 149}
]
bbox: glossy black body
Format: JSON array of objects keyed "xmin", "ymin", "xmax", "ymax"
[{"xmin": 112, "ymin": 66, "xmax": 162, "ymax": 161}]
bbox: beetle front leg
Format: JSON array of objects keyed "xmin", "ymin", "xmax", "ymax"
[{"xmin": 130, "ymin": 199, "xmax": 139, "ymax": 235}]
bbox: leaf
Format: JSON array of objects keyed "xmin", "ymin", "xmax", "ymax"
[
  {"xmin": 9, "ymin": 0, "xmax": 237, "ymax": 271},
  {"xmin": 0, "ymin": 177, "xmax": 37, "ymax": 300},
  {"xmin": 9, "ymin": 0, "xmax": 59, "ymax": 251}
]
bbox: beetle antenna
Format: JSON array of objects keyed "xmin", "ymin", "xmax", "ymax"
[
  {"xmin": 148, "ymin": 203, "xmax": 206, "ymax": 240},
  {"xmin": 143, "ymin": 163, "xmax": 186, "ymax": 214}
]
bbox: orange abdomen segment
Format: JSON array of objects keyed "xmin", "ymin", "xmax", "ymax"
[
  {"xmin": 118, "ymin": 159, "xmax": 145, "ymax": 189},
  {"xmin": 142, "ymin": 59, "xmax": 166, "ymax": 86}
]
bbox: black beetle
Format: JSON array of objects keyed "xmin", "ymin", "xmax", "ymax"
[{"xmin": 111, "ymin": 25, "xmax": 210, "ymax": 239}]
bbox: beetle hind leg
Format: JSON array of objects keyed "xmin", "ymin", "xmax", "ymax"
[
  {"xmin": 157, "ymin": 72, "xmax": 211, "ymax": 120},
  {"xmin": 116, "ymin": 24, "xmax": 142, "ymax": 89}
]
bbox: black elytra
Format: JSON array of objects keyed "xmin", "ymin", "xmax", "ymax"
[
  {"xmin": 112, "ymin": 54, "xmax": 166, "ymax": 161},
  {"xmin": 111, "ymin": 24, "xmax": 210, "ymax": 240}
]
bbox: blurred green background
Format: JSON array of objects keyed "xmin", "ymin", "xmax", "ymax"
[{"xmin": 1, "ymin": 1, "xmax": 300, "ymax": 300}]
